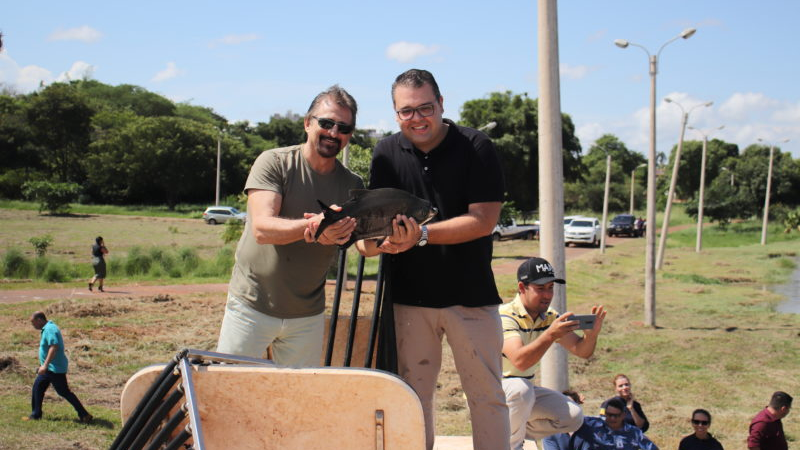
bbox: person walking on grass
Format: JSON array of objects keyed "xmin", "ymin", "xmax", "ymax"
[
  {"xmin": 24, "ymin": 311, "xmax": 93, "ymax": 424},
  {"xmin": 88, "ymin": 236, "xmax": 108, "ymax": 292},
  {"xmin": 748, "ymin": 391, "xmax": 792, "ymax": 450}
]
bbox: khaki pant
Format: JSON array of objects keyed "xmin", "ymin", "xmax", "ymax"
[
  {"xmin": 502, "ymin": 378, "xmax": 583, "ymax": 450},
  {"xmin": 394, "ymin": 304, "xmax": 510, "ymax": 450}
]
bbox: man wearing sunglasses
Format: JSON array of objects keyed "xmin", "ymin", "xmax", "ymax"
[
  {"xmin": 566, "ymin": 398, "xmax": 658, "ymax": 450},
  {"xmin": 217, "ymin": 85, "xmax": 364, "ymax": 367},
  {"xmin": 357, "ymin": 69, "xmax": 507, "ymax": 450}
]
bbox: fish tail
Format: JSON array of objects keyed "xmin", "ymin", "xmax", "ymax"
[{"xmin": 314, "ymin": 200, "xmax": 335, "ymax": 240}]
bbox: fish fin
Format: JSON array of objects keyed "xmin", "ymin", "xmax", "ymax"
[
  {"xmin": 375, "ymin": 237, "xmax": 386, "ymax": 247},
  {"xmin": 314, "ymin": 200, "xmax": 336, "ymax": 240}
]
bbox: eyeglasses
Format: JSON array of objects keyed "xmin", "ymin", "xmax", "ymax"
[
  {"xmin": 312, "ymin": 116, "xmax": 354, "ymax": 134},
  {"xmin": 691, "ymin": 419, "xmax": 710, "ymax": 426},
  {"xmin": 605, "ymin": 412, "xmax": 623, "ymax": 418},
  {"xmin": 396, "ymin": 103, "xmax": 436, "ymax": 121}
]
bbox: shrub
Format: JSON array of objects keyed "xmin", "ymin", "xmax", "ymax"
[
  {"xmin": 21, "ymin": 181, "xmax": 81, "ymax": 214},
  {"xmin": 43, "ymin": 261, "xmax": 70, "ymax": 282},
  {"xmin": 28, "ymin": 234, "xmax": 54, "ymax": 257},
  {"xmin": 2, "ymin": 248, "xmax": 32, "ymax": 278},
  {"xmin": 222, "ymin": 219, "xmax": 245, "ymax": 244},
  {"xmin": 125, "ymin": 247, "xmax": 152, "ymax": 276},
  {"xmin": 178, "ymin": 247, "xmax": 200, "ymax": 272}
]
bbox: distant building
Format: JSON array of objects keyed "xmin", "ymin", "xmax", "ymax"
[{"xmin": 271, "ymin": 110, "xmax": 302, "ymax": 121}]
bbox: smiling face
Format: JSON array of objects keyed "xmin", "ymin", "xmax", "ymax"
[
  {"xmin": 691, "ymin": 411, "xmax": 711, "ymax": 438},
  {"xmin": 519, "ymin": 281, "xmax": 555, "ymax": 317},
  {"xmin": 615, "ymin": 376, "xmax": 632, "ymax": 399},
  {"xmin": 392, "ymin": 83, "xmax": 446, "ymax": 153},
  {"xmin": 304, "ymin": 97, "xmax": 353, "ymax": 159}
]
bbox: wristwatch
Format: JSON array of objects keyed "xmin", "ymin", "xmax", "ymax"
[{"xmin": 417, "ymin": 225, "xmax": 429, "ymax": 247}]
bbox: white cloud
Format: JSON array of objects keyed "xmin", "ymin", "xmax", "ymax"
[
  {"xmin": 719, "ymin": 92, "xmax": 780, "ymax": 120},
  {"xmin": 587, "ymin": 29, "xmax": 607, "ymax": 43},
  {"xmin": 152, "ymin": 62, "xmax": 182, "ymax": 82},
  {"xmin": 575, "ymin": 122, "xmax": 606, "ymax": 148},
  {"xmin": 385, "ymin": 41, "xmax": 441, "ymax": 63},
  {"xmin": 0, "ymin": 53, "xmax": 53, "ymax": 92},
  {"xmin": 210, "ymin": 33, "xmax": 260, "ymax": 48},
  {"xmin": 56, "ymin": 61, "xmax": 95, "ymax": 82},
  {"xmin": 560, "ymin": 63, "xmax": 599, "ymax": 80},
  {"xmin": 48, "ymin": 26, "xmax": 102, "ymax": 43}
]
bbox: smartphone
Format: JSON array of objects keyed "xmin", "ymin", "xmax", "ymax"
[{"xmin": 571, "ymin": 314, "xmax": 596, "ymax": 330}]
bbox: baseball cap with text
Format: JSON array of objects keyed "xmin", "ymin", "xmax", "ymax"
[{"xmin": 517, "ymin": 257, "xmax": 566, "ymax": 285}]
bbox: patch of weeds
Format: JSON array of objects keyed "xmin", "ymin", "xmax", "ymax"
[{"xmin": 663, "ymin": 272, "xmax": 722, "ymax": 285}]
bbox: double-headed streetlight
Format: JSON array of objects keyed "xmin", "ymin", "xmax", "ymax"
[
  {"xmin": 615, "ymin": 28, "xmax": 696, "ymax": 326},
  {"xmin": 656, "ymin": 98, "xmax": 713, "ymax": 268},
  {"xmin": 688, "ymin": 125, "xmax": 725, "ymax": 252},
  {"xmin": 630, "ymin": 163, "xmax": 647, "ymax": 214},
  {"xmin": 757, "ymin": 138, "xmax": 790, "ymax": 245}
]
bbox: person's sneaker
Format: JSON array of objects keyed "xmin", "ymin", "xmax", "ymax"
[
  {"xmin": 98, "ymin": 287, "xmax": 104, "ymax": 292},
  {"xmin": 88, "ymin": 283, "xmax": 93, "ymax": 291},
  {"xmin": 22, "ymin": 415, "xmax": 40, "ymax": 421},
  {"xmin": 78, "ymin": 414, "xmax": 93, "ymax": 424}
]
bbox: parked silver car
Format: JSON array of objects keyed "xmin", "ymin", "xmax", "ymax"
[{"xmin": 202, "ymin": 206, "xmax": 246, "ymax": 225}]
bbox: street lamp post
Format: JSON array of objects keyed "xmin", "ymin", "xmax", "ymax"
[
  {"xmin": 601, "ymin": 151, "xmax": 611, "ymax": 253},
  {"xmin": 721, "ymin": 167, "xmax": 734, "ymax": 186},
  {"xmin": 215, "ymin": 133, "xmax": 222, "ymax": 206},
  {"xmin": 757, "ymin": 138, "xmax": 790, "ymax": 245},
  {"xmin": 615, "ymin": 27, "xmax": 697, "ymax": 327},
  {"xmin": 688, "ymin": 125, "xmax": 724, "ymax": 252},
  {"xmin": 630, "ymin": 163, "xmax": 647, "ymax": 215},
  {"xmin": 656, "ymin": 99, "xmax": 712, "ymax": 268}
]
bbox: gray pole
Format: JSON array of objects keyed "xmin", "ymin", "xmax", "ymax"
[
  {"xmin": 761, "ymin": 144, "xmax": 775, "ymax": 246},
  {"xmin": 538, "ymin": 0, "xmax": 569, "ymax": 392},
  {"xmin": 644, "ymin": 54, "xmax": 657, "ymax": 326},
  {"xmin": 615, "ymin": 28, "xmax": 697, "ymax": 327},
  {"xmin": 656, "ymin": 109, "xmax": 687, "ymax": 270},
  {"xmin": 657, "ymin": 100, "xmax": 712, "ymax": 268},
  {"xmin": 600, "ymin": 153, "xmax": 611, "ymax": 253},
  {"xmin": 215, "ymin": 135, "xmax": 221, "ymax": 206},
  {"xmin": 629, "ymin": 168, "xmax": 635, "ymax": 215},
  {"xmin": 696, "ymin": 134, "xmax": 708, "ymax": 252}
]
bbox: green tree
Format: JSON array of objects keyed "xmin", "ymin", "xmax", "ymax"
[
  {"xmin": 459, "ymin": 91, "xmax": 583, "ymax": 212},
  {"xmin": 22, "ymin": 180, "xmax": 81, "ymax": 214},
  {"xmin": 76, "ymin": 80, "xmax": 176, "ymax": 117},
  {"xmin": 663, "ymin": 138, "xmax": 739, "ymax": 200},
  {"xmin": 26, "ymin": 83, "xmax": 94, "ymax": 183},
  {"xmin": 733, "ymin": 144, "xmax": 799, "ymax": 217},
  {"xmin": 255, "ymin": 116, "xmax": 306, "ymax": 147}
]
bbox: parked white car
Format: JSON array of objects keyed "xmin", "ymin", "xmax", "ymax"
[
  {"xmin": 202, "ymin": 206, "xmax": 246, "ymax": 225},
  {"xmin": 564, "ymin": 217, "xmax": 601, "ymax": 247}
]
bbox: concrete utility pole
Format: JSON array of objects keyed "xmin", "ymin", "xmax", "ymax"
[
  {"xmin": 215, "ymin": 135, "xmax": 221, "ymax": 206},
  {"xmin": 600, "ymin": 152, "xmax": 611, "ymax": 253},
  {"xmin": 615, "ymin": 27, "xmax": 696, "ymax": 327},
  {"xmin": 757, "ymin": 138, "xmax": 790, "ymax": 245},
  {"xmin": 688, "ymin": 125, "xmax": 724, "ymax": 252},
  {"xmin": 656, "ymin": 99, "xmax": 712, "ymax": 269},
  {"xmin": 538, "ymin": 0, "xmax": 568, "ymax": 392}
]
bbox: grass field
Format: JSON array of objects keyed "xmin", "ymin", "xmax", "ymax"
[{"xmin": 0, "ymin": 208, "xmax": 799, "ymax": 449}]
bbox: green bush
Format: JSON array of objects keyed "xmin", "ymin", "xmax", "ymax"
[
  {"xmin": 43, "ymin": 261, "xmax": 71, "ymax": 282},
  {"xmin": 28, "ymin": 234, "xmax": 54, "ymax": 257},
  {"xmin": 21, "ymin": 180, "xmax": 81, "ymax": 214},
  {"xmin": 222, "ymin": 219, "xmax": 245, "ymax": 244},
  {"xmin": 178, "ymin": 247, "xmax": 200, "ymax": 272},
  {"xmin": 2, "ymin": 248, "xmax": 32, "ymax": 278}
]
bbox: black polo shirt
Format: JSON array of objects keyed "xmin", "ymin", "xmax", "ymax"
[{"xmin": 369, "ymin": 119, "xmax": 504, "ymax": 308}]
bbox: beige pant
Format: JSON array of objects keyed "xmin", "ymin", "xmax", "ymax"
[
  {"xmin": 394, "ymin": 303, "xmax": 510, "ymax": 450},
  {"xmin": 502, "ymin": 378, "xmax": 584, "ymax": 450}
]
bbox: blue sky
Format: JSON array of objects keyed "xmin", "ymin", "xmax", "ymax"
[{"xmin": 3, "ymin": 1, "xmax": 799, "ymax": 158}]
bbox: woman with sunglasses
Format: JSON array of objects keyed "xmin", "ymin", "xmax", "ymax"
[
  {"xmin": 600, "ymin": 373, "xmax": 649, "ymax": 431},
  {"xmin": 679, "ymin": 409, "xmax": 724, "ymax": 450}
]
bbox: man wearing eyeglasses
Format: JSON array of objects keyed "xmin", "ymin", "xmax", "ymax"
[
  {"xmin": 357, "ymin": 69, "xmax": 507, "ymax": 450},
  {"xmin": 566, "ymin": 398, "xmax": 658, "ymax": 450},
  {"xmin": 217, "ymin": 85, "xmax": 364, "ymax": 367}
]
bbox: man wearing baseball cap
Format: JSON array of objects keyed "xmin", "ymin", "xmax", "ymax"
[{"xmin": 500, "ymin": 257, "xmax": 606, "ymax": 450}]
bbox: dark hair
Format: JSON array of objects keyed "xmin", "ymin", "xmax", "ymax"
[
  {"xmin": 692, "ymin": 408, "xmax": 711, "ymax": 423},
  {"xmin": 606, "ymin": 397, "xmax": 626, "ymax": 412},
  {"xmin": 305, "ymin": 85, "xmax": 357, "ymax": 127},
  {"xmin": 770, "ymin": 391, "xmax": 793, "ymax": 409},
  {"xmin": 391, "ymin": 69, "xmax": 441, "ymax": 105},
  {"xmin": 32, "ymin": 311, "xmax": 47, "ymax": 322},
  {"xmin": 96, "ymin": 236, "xmax": 103, "ymax": 244},
  {"xmin": 562, "ymin": 390, "xmax": 583, "ymax": 404}
]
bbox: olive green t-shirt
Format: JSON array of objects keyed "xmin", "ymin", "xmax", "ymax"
[{"xmin": 228, "ymin": 145, "xmax": 363, "ymax": 318}]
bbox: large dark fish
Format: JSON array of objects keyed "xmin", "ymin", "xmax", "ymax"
[{"xmin": 315, "ymin": 188, "xmax": 438, "ymax": 248}]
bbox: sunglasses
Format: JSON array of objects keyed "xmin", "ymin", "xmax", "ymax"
[
  {"xmin": 691, "ymin": 419, "xmax": 710, "ymax": 426},
  {"xmin": 312, "ymin": 116, "xmax": 354, "ymax": 134},
  {"xmin": 396, "ymin": 103, "xmax": 436, "ymax": 121},
  {"xmin": 605, "ymin": 412, "xmax": 623, "ymax": 418}
]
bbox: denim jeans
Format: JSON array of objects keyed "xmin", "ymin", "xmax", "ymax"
[{"xmin": 31, "ymin": 371, "xmax": 89, "ymax": 419}]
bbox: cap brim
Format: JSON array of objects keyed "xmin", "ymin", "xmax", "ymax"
[{"xmin": 529, "ymin": 276, "xmax": 566, "ymax": 285}]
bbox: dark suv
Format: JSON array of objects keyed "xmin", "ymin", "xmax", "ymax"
[{"xmin": 607, "ymin": 214, "xmax": 641, "ymax": 237}]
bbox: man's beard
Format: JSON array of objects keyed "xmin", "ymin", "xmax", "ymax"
[{"xmin": 317, "ymin": 135, "xmax": 342, "ymax": 158}]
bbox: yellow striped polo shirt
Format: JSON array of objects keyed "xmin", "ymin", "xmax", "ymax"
[{"xmin": 499, "ymin": 294, "xmax": 560, "ymax": 378}]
